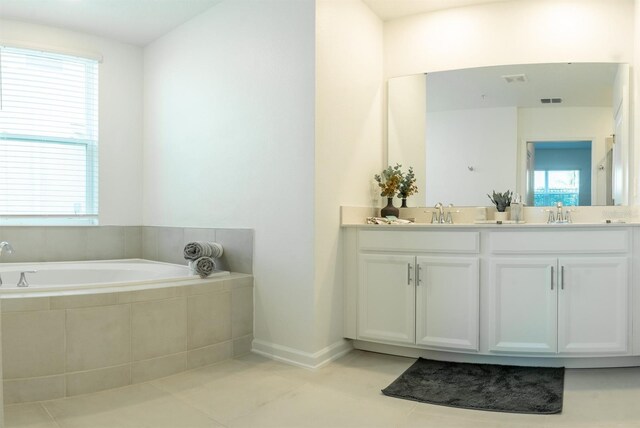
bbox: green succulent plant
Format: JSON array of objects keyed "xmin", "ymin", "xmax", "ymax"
[{"xmin": 487, "ymin": 190, "xmax": 513, "ymax": 212}]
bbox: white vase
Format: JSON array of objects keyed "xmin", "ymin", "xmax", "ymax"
[{"xmin": 494, "ymin": 211, "xmax": 508, "ymax": 221}]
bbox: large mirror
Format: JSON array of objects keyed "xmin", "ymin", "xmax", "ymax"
[{"xmin": 388, "ymin": 63, "xmax": 630, "ymax": 207}]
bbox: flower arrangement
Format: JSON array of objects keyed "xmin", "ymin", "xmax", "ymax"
[
  {"xmin": 397, "ymin": 166, "xmax": 418, "ymax": 199},
  {"xmin": 374, "ymin": 164, "xmax": 403, "ymax": 198},
  {"xmin": 487, "ymin": 190, "xmax": 513, "ymax": 212}
]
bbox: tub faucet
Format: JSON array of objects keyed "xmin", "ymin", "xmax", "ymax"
[
  {"xmin": 17, "ymin": 270, "xmax": 36, "ymax": 288},
  {"xmin": 0, "ymin": 242, "xmax": 12, "ymax": 286},
  {"xmin": 0, "ymin": 241, "xmax": 13, "ymax": 255}
]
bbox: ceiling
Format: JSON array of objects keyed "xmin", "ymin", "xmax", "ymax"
[
  {"xmin": 0, "ymin": 0, "xmax": 223, "ymax": 46},
  {"xmin": 0, "ymin": 0, "xmax": 517, "ymax": 46},
  {"xmin": 361, "ymin": 0, "xmax": 517, "ymax": 21},
  {"xmin": 425, "ymin": 63, "xmax": 620, "ymax": 112}
]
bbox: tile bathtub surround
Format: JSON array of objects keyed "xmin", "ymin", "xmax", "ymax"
[
  {"xmin": 0, "ymin": 273, "xmax": 253, "ymax": 404},
  {"xmin": 132, "ymin": 297, "xmax": 188, "ymax": 361},
  {"xmin": 1, "ymin": 311, "xmax": 66, "ymax": 379},
  {"xmin": 0, "ymin": 225, "xmax": 254, "ymax": 274},
  {"xmin": 65, "ymin": 304, "xmax": 131, "ymax": 372},
  {"xmin": 142, "ymin": 226, "xmax": 254, "ymax": 274},
  {"xmin": 0, "ymin": 226, "xmax": 137, "ymax": 263}
]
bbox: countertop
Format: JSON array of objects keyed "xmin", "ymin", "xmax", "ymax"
[{"xmin": 341, "ymin": 221, "xmax": 636, "ymax": 229}]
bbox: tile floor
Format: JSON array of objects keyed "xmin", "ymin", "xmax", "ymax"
[{"xmin": 5, "ymin": 349, "xmax": 640, "ymax": 427}]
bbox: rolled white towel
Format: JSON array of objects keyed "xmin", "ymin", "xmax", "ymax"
[
  {"xmin": 194, "ymin": 256, "xmax": 216, "ymax": 278},
  {"xmin": 184, "ymin": 241, "xmax": 209, "ymax": 260},
  {"xmin": 184, "ymin": 242, "xmax": 224, "ymax": 260},
  {"xmin": 210, "ymin": 242, "xmax": 223, "ymax": 258}
]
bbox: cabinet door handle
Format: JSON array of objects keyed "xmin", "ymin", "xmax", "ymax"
[
  {"xmin": 407, "ymin": 263, "xmax": 412, "ymax": 285},
  {"xmin": 551, "ymin": 266, "xmax": 554, "ymax": 290},
  {"xmin": 561, "ymin": 265, "xmax": 565, "ymax": 290},
  {"xmin": 417, "ymin": 265, "xmax": 422, "ymax": 286}
]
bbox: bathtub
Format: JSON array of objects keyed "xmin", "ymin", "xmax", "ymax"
[
  {"xmin": 0, "ymin": 259, "xmax": 230, "ymax": 294},
  {"xmin": 0, "ymin": 258, "xmax": 252, "ymax": 404}
]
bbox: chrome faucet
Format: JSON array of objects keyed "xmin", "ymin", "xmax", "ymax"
[
  {"xmin": 430, "ymin": 203, "xmax": 457, "ymax": 224},
  {"xmin": 546, "ymin": 202, "xmax": 573, "ymax": 224},
  {"xmin": 0, "ymin": 242, "xmax": 13, "ymax": 286},
  {"xmin": 432, "ymin": 202, "xmax": 445, "ymax": 224},
  {"xmin": 444, "ymin": 203, "xmax": 457, "ymax": 224},
  {"xmin": 0, "ymin": 241, "xmax": 13, "ymax": 255},
  {"xmin": 17, "ymin": 270, "xmax": 37, "ymax": 288}
]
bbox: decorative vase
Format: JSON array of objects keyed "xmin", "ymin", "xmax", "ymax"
[
  {"xmin": 494, "ymin": 211, "xmax": 508, "ymax": 221},
  {"xmin": 381, "ymin": 197, "xmax": 399, "ymax": 218},
  {"xmin": 400, "ymin": 198, "xmax": 408, "ymax": 208}
]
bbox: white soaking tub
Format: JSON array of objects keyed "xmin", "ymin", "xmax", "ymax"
[
  {"xmin": 0, "ymin": 258, "xmax": 229, "ymax": 293},
  {"xmin": 0, "ymin": 259, "xmax": 251, "ymax": 404}
]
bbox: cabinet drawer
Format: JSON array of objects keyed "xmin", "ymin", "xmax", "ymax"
[
  {"xmin": 359, "ymin": 230, "xmax": 479, "ymax": 253},
  {"xmin": 490, "ymin": 229, "xmax": 630, "ymax": 254}
]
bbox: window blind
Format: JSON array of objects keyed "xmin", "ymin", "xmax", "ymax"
[{"xmin": 0, "ymin": 46, "xmax": 98, "ymax": 220}]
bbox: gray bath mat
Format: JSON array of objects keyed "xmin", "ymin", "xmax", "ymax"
[{"xmin": 382, "ymin": 358, "xmax": 564, "ymax": 414}]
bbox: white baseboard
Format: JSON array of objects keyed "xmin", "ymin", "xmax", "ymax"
[{"xmin": 252, "ymin": 338, "xmax": 353, "ymax": 369}]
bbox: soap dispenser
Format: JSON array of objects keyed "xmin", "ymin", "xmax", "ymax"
[{"xmin": 510, "ymin": 193, "xmax": 523, "ymax": 222}]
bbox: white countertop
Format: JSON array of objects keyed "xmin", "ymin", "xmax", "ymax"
[
  {"xmin": 341, "ymin": 221, "xmax": 636, "ymax": 229},
  {"xmin": 341, "ymin": 205, "xmax": 640, "ymax": 228}
]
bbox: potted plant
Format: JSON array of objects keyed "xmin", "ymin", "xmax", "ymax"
[
  {"xmin": 397, "ymin": 166, "xmax": 418, "ymax": 208},
  {"xmin": 487, "ymin": 190, "xmax": 513, "ymax": 221},
  {"xmin": 375, "ymin": 164, "xmax": 403, "ymax": 217}
]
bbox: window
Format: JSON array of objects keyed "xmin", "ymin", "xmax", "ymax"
[
  {"xmin": 0, "ymin": 46, "xmax": 98, "ymax": 225},
  {"xmin": 534, "ymin": 170, "xmax": 580, "ymax": 206}
]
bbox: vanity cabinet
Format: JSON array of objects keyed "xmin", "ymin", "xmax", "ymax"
[
  {"xmin": 415, "ymin": 257, "xmax": 479, "ymax": 351},
  {"xmin": 557, "ymin": 257, "xmax": 628, "ymax": 354},
  {"xmin": 488, "ymin": 229, "xmax": 630, "ymax": 356},
  {"xmin": 488, "ymin": 258, "xmax": 558, "ymax": 353},
  {"xmin": 357, "ymin": 254, "xmax": 415, "ymax": 344},
  {"xmin": 344, "ymin": 225, "xmax": 634, "ymax": 366},
  {"xmin": 354, "ymin": 230, "xmax": 480, "ymax": 352},
  {"xmin": 489, "ymin": 257, "xmax": 628, "ymax": 354}
]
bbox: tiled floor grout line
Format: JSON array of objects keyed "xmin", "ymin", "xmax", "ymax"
[
  {"xmin": 223, "ymin": 388, "xmax": 306, "ymax": 428},
  {"xmin": 145, "ymin": 375, "xmax": 240, "ymax": 427},
  {"xmin": 147, "ymin": 356, "xmax": 316, "ymax": 427},
  {"xmin": 144, "ymin": 381, "xmax": 230, "ymax": 428},
  {"xmin": 38, "ymin": 401, "xmax": 63, "ymax": 428}
]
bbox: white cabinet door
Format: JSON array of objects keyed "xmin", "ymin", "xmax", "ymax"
[
  {"xmin": 357, "ymin": 254, "xmax": 415, "ymax": 344},
  {"xmin": 489, "ymin": 258, "xmax": 558, "ymax": 353},
  {"xmin": 415, "ymin": 257, "xmax": 479, "ymax": 351},
  {"xmin": 558, "ymin": 257, "xmax": 628, "ymax": 354}
]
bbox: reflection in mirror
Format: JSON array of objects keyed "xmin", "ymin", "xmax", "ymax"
[
  {"xmin": 527, "ymin": 141, "xmax": 592, "ymax": 207},
  {"xmin": 387, "ymin": 63, "xmax": 629, "ymax": 207}
]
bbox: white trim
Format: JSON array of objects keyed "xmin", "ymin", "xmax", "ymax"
[
  {"xmin": 0, "ymin": 216, "xmax": 98, "ymax": 226},
  {"xmin": 354, "ymin": 340, "xmax": 640, "ymax": 369},
  {"xmin": 0, "ymin": 39, "xmax": 103, "ymax": 62},
  {"xmin": 252, "ymin": 339, "xmax": 353, "ymax": 369}
]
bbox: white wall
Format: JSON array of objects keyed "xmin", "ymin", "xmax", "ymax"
[
  {"xmin": 517, "ymin": 107, "xmax": 614, "ymax": 204},
  {"xmin": 634, "ymin": 0, "xmax": 640, "ymax": 204},
  {"xmin": 384, "ymin": 0, "xmax": 634, "ymax": 79},
  {"xmin": 613, "ymin": 64, "xmax": 632, "ymax": 205},
  {"xmin": 426, "ymin": 107, "xmax": 517, "ymax": 206},
  {"xmin": 315, "ymin": 0, "xmax": 384, "ymax": 357},
  {"xmin": 388, "ymin": 74, "xmax": 426, "ymax": 206},
  {"xmin": 143, "ymin": 0, "xmax": 318, "ymax": 358},
  {"xmin": 0, "ymin": 20, "xmax": 144, "ymax": 225}
]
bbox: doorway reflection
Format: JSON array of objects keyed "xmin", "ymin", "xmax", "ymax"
[{"xmin": 526, "ymin": 141, "xmax": 592, "ymax": 206}]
